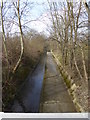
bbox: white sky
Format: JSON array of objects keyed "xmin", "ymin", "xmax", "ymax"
[{"xmin": 0, "ymin": 0, "xmax": 89, "ymax": 36}]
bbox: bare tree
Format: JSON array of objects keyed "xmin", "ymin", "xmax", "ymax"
[
  {"xmin": 1, "ymin": 0, "xmax": 9, "ymax": 69},
  {"xmin": 69, "ymin": 1, "xmax": 83, "ymax": 80},
  {"xmin": 12, "ymin": 0, "xmax": 24, "ymax": 74},
  {"xmin": 80, "ymin": 43, "xmax": 88, "ymax": 81},
  {"xmin": 47, "ymin": 0, "xmax": 88, "ymax": 83}
]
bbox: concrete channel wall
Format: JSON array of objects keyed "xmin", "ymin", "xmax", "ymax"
[
  {"xmin": 10, "ymin": 53, "xmax": 46, "ymax": 112},
  {"xmin": 51, "ymin": 51, "xmax": 85, "ymax": 112}
]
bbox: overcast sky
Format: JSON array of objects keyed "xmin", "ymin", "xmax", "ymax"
[{"xmin": 0, "ymin": 0, "xmax": 89, "ymax": 36}]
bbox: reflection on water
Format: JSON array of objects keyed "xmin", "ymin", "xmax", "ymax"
[{"xmin": 11, "ymin": 54, "xmax": 46, "ymax": 113}]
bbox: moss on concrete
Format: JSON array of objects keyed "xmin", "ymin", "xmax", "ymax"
[{"xmin": 51, "ymin": 52, "xmax": 85, "ymax": 112}]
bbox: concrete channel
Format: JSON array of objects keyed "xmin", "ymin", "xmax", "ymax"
[
  {"xmin": 10, "ymin": 52, "xmax": 76, "ymax": 113},
  {"xmin": 11, "ymin": 54, "xmax": 46, "ymax": 112},
  {"xmin": 39, "ymin": 52, "xmax": 76, "ymax": 113}
]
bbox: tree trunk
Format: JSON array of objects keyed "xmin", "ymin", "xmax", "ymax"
[
  {"xmin": 73, "ymin": 49, "xmax": 83, "ymax": 80},
  {"xmin": 1, "ymin": 0, "xmax": 9, "ymax": 68},
  {"xmin": 80, "ymin": 44, "xmax": 88, "ymax": 82},
  {"xmin": 12, "ymin": 0, "xmax": 24, "ymax": 74}
]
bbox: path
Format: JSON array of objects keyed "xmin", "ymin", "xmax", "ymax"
[{"xmin": 39, "ymin": 52, "xmax": 76, "ymax": 113}]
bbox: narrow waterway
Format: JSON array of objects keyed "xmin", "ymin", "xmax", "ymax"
[
  {"xmin": 39, "ymin": 52, "xmax": 76, "ymax": 113},
  {"xmin": 11, "ymin": 52, "xmax": 76, "ymax": 113},
  {"xmin": 11, "ymin": 54, "xmax": 46, "ymax": 112}
]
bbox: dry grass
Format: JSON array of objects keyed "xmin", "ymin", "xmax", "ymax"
[
  {"xmin": 2, "ymin": 35, "xmax": 45, "ymax": 111},
  {"xmin": 49, "ymin": 40, "xmax": 88, "ymax": 112}
]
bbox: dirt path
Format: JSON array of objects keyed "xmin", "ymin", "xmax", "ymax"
[{"xmin": 39, "ymin": 52, "xmax": 76, "ymax": 113}]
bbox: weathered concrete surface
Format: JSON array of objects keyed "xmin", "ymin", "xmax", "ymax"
[{"xmin": 39, "ymin": 52, "xmax": 76, "ymax": 113}]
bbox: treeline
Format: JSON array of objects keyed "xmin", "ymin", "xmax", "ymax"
[
  {"xmin": 2, "ymin": 31, "xmax": 46, "ymax": 111},
  {"xmin": 47, "ymin": 0, "xmax": 88, "ymax": 83},
  {"xmin": 46, "ymin": 0, "xmax": 89, "ymax": 111},
  {"xmin": 1, "ymin": 0, "xmax": 89, "ymax": 112},
  {"xmin": 1, "ymin": 0, "xmax": 46, "ymax": 111}
]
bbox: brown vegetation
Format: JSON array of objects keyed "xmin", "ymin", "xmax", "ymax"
[
  {"xmin": 2, "ymin": 34, "xmax": 45, "ymax": 111},
  {"xmin": 1, "ymin": 0, "xmax": 89, "ymax": 112},
  {"xmin": 47, "ymin": 1, "xmax": 88, "ymax": 111}
]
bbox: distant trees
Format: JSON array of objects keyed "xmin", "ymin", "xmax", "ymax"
[
  {"xmin": 46, "ymin": 1, "xmax": 88, "ymax": 111},
  {"xmin": 1, "ymin": 0, "xmax": 9, "ymax": 71},
  {"xmin": 1, "ymin": 0, "xmax": 88, "ymax": 111},
  {"xmin": 47, "ymin": 0, "xmax": 88, "ymax": 83},
  {"xmin": 1, "ymin": 0, "xmax": 46, "ymax": 110},
  {"xmin": 1, "ymin": 0, "xmax": 35, "ymax": 77}
]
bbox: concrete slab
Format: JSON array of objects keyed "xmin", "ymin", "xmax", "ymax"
[{"xmin": 39, "ymin": 53, "xmax": 76, "ymax": 113}]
